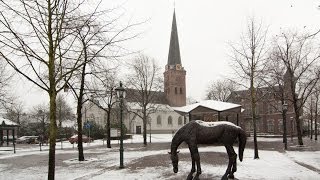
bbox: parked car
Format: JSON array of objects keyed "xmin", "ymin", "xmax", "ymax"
[
  {"xmin": 16, "ymin": 136, "xmax": 39, "ymax": 144},
  {"xmin": 69, "ymin": 135, "xmax": 93, "ymax": 144}
]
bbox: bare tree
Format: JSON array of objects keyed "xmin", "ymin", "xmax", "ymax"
[
  {"xmin": 4, "ymin": 100, "xmax": 24, "ymax": 136},
  {"xmin": 0, "ymin": 61, "xmax": 13, "ymax": 109},
  {"xmin": 126, "ymin": 54, "xmax": 163, "ymax": 146},
  {"xmin": 230, "ymin": 17, "xmax": 269, "ymax": 159},
  {"xmin": 0, "ymin": 1, "xmax": 100, "ymax": 178},
  {"xmin": 314, "ymin": 85, "xmax": 319, "ymax": 141},
  {"xmin": 66, "ymin": 6, "xmax": 139, "ymax": 160},
  {"xmin": 89, "ymin": 69, "xmax": 118, "ymax": 148},
  {"xmin": 270, "ymin": 31, "xmax": 320, "ymax": 145},
  {"xmin": 206, "ymin": 79, "xmax": 237, "ymax": 101}
]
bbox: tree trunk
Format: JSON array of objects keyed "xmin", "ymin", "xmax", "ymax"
[
  {"xmin": 315, "ymin": 96, "xmax": 318, "ymax": 141},
  {"xmin": 48, "ymin": 90, "xmax": 57, "ymax": 180},
  {"xmin": 106, "ymin": 106, "xmax": 111, "ymax": 148},
  {"xmin": 292, "ymin": 90, "xmax": 303, "ymax": 145},
  {"xmin": 143, "ymin": 109, "xmax": 147, "ymax": 146},
  {"xmin": 251, "ymin": 85, "xmax": 259, "ymax": 159},
  {"xmin": 76, "ymin": 103, "xmax": 85, "ymax": 161},
  {"xmin": 48, "ymin": 2, "xmax": 57, "ymax": 178}
]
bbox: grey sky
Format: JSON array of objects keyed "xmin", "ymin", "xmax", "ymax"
[{"xmin": 14, "ymin": 0, "xmax": 320, "ymax": 109}]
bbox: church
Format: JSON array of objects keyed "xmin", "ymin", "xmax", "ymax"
[
  {"xmin": 83, "ymin": 10, "xmax": 189, "ymax": 134},
  {"xmin": 124, "ymin": 10, "xmax": 188, "ymax": 134}
]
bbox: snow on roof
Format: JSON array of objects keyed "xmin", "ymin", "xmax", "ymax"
[
  {"xmin": 172, "ymin": 100, "xmax": 242, "ymax": 113},
  {"xmin": 0, "ymin": 117, "xmax": 19, "ymax": 126}
]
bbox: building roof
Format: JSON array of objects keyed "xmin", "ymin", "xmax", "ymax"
[
  {"xmin": 0, "ymin": 117, "xmax": 19, "ymax": 127},
  {"xmin": 172, "ymin": 100, "xmax": 242, "ymax": 114},
  {"xmin": 125, "ymin": 89, "xmax": 168, "ymax": 105},
  {"xmin": 167, "ymin": 10, "xmax": 181, "ymax": 66}
]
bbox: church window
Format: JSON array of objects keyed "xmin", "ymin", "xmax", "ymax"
[
  {"xmin": 168, "ymin": 116, "xmax": 172, "ymax": 125},
  {"xmin": 278, "ymin": 119, "xmax": 283, "ymax": 133},
  {"xmin": 175, "ymin": 87, "xmax": 177, "ymax": 94},
  {"xmin": 180, "ymin": 88, "xmax": 183, "ymax": 94},
  {"xmin": 178, "ymin": 116, "xmax": 183, "ymax": 125},
  {"xmin": 267, "ymin": 119, "xmax": 274, "ymax": 133},
  {"xmin": 157, "ymin": 115, "xmax": 162, "ymax": 125}
]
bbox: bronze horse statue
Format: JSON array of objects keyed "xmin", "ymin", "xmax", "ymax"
[{"xmin": 169, "ymin": 120, "xmax": 246, "ymax": 180}]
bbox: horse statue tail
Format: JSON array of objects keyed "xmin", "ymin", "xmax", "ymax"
[{"xmin": 238, "ymin": 128, "xmax": 247, "ymax": 162}]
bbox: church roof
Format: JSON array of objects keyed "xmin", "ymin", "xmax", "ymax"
[
  {"xmin": 125, "ymin": 89, "xmax": 168, "ymax": 105},
  {"xmin": 167, "ymin": 10, "xmax": 181, "ymax": 66}
]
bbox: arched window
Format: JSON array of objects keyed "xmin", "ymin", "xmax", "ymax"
[
  {"xmin": 267, "ymin": 119, "xmax": 274, "ymax": 133},
  {"xmin": 278, "ymin": 119, "xmax": 283, "ymax": 133},
  {"xmin": 175, "ymin": 87, "xmax": 178, "ymax": 94},
  {"xmin": 157, "ymin": 115, "xmax": 162, "ymax": 125},
  {"xmin": 180, "ymin": 88, "xmax": 183, "ymax": 94},
  {"xmin": 178, "ymin": 116, "xmax": 183, "ymax": 125},
  {"xmin": 168, "ymin": 116, "xmax": 173, "ymax": 125}
]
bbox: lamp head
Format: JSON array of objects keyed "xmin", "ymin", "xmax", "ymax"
[{"xmin": 115, "ymin": 81, "xmax": 126, "ymax": 99}]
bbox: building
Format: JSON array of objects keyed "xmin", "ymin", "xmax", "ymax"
[
  {"xmin": 228, "ymin": 71, "xmax": 298, "ymax": 135},
  {"xmin": 83, "ymin": 9, "xmax": 188, "ymax": 134},
  {"xmin": 125, "ymin": 9, "xmax": 187, "ymax": 134}
]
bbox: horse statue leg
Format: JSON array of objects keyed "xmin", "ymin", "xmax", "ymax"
[
  {"xmin": 188, "ymin": 145, "xmax": 201, "ymax": 180},
  {"xmin": 186, "ymin": 158, "xmax": 195, "ymax": 180},
  {"xmin": 222, "ymin": 145, "xmax": 237, "ymax": 180}
]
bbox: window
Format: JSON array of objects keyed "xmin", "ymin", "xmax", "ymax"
[
  {"xmin": 178, "ymin": 116, "xmax": 183, "ymax": 125},
  {"xmin": 180, "ymin": 88, "xmax": 183, "ymax": 94},
  {"xmin": 175, "ymin": 87, "xmax": 178, "ymax": 94},
  {"xmin": 157, "ymin": 115, "xmax": 162, "ymax": 125},
  {"xmin": 267, "ymin": 120, "xmax": 274, "ymax": 133},
  {"xmin": 279, "ymin": 119, "xmax": 283, "ymax": 133},
  {"xmin": 168, "ymin": 116, "xmax": 172, "ymax": 125}
]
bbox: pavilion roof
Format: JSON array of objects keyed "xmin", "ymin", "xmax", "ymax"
[
  {"xmin": 0, "ymin": 117, "xmax": 19, "ymax": 127},
  {"xmin": 172, "ymin": 100, "xmax": 242, "ymax": 114}
]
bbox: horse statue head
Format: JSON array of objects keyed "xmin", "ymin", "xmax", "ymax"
[{"xmin": 168, "ymin": 150, "xmax": 180, "ymax": 173}]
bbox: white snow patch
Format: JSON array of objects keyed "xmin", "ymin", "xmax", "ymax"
[{"xmin": 195, "ymin": 120, "xmax": 240, "ymax": 128}]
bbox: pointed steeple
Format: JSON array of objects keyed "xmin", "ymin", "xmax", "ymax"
[{"xmin": 167, "ymin": 10, "xmax": 181, "ymax": 66}]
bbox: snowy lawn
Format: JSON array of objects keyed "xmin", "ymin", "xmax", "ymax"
[{"xmin": 0, "ymin": 134, "xmax": 319, "ymax": 180}]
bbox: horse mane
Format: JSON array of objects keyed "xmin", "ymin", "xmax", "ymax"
[{"xmin": 170, "ymin": 124, "xmax": 188, "ymax": 153}]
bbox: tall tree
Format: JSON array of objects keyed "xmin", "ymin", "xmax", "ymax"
[
  {"xmin": 230, "ymin": 17, "xmax": 268, "ymax": 159},
  {"xmin": 126, "ymin": 54, "xmax": 163, "ymax": 146},
  {"xmin": 270, "ymin": 31, "xmax": 320, "ymax": 145},
  {"xmin": 265, "ymin": 46, "xmax": 293, "ymax": 149},
  {"xmin": 89, "ymin": 69, "xmax": 118, "ymax": 148},
  {"xmin": 0, "ymin": 60, "xmax": 13, "ymax": 109},
  {"xmin": 66, "ymin": 5, "xmax": 138, "ymax": 160},
  {"xmin": 314, "ymin": 85, "xmax": 319, "ymax": 141},
  {"xmin": 0, "ymin": 1, "xmax": 94, "ymax": 178},
  {"xmin": 206, "ymin": 79, "xmax": 237, "ymax": 101}
]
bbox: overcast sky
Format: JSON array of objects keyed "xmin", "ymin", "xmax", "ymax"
[{"xmin": 14, "ymin": 0, "xmax": 320, "ymax": 110}]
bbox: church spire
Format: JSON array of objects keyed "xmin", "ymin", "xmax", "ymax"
[{"xmin": 167, "ymin": 9, "xmax": 181, "ymax": 66}]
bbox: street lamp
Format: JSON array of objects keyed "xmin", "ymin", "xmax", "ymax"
[
  {"xmin": 282, "ymin": 102, "xmax": 288, "ymax": 150},
  {"xmin": 115, "ymin": 81, "xmax": 126, "ymax": 169}
]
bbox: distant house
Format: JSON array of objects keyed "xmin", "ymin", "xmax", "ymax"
[{"xmin": 228, "ymin": 72, "xmax": 299, "ymax": 135}]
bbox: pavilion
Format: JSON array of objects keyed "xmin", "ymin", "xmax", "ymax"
[
  {"xmin": 172, "ymin": 100, "xmax": 243, "ymax": 125},
  {"xmin": 0, "ymin": 117, "xmax": 19, "ymax": 153}
]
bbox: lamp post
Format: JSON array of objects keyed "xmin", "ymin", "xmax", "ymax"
[
  {"xmin": 115, "ymin": 81, "xmax": 126, "ymax": 169},
  {"xmin": 282, "ymin": 102, "xmax": 288, "ymax": 150}
]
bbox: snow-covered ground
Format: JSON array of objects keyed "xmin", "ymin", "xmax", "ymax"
[{"xmin": 0, "ymin": 135, "xmax": 319, "ymax": 180}]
